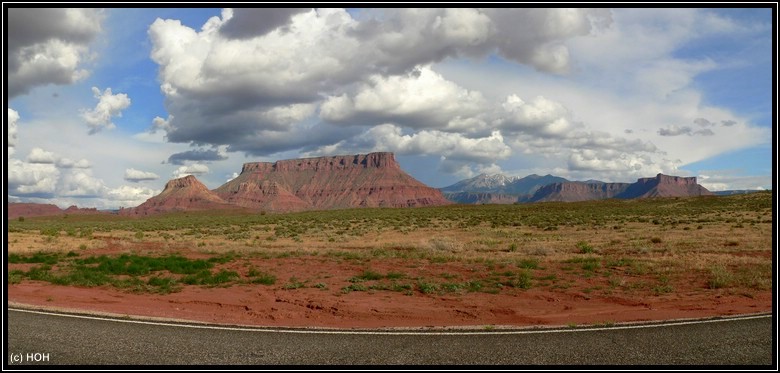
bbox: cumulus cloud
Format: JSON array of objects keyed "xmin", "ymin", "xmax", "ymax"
[
  {"xmin": 150, "ymin": 115, "xmax": 174, "ymax": 134},
  {"xmin": 124, "ymin": 168, "xmax": 160, "ymax": 182},
  {"xmin": 25, "ymin": 147, "xmax": 92, "ymax": 168},
  {"xmin": 481, "ymin": 8, "xmax": 612, "ymax": 73},
  {"xmin": 27, "ymin": 147, "xmax": 58, "ymax": 164},
  {"xmin": 106, "ymin": 185, "xmax": 159, "ymax": 207},
  {"xmin": 56, "ymin": 158, "xmax": 91, "ymax": 169},
  {"xmin": 147, "ymin": 8, "xmax": 611, "ymax": 158},
  {"xmin": 8, "ymin": 159, "xmax": 60, "ymax": 197},
  {"xmin": 8, "ymin": 8, "xmax": 103, "ymax": 97},
  {"xmin": 59, "ymin": 169, "xmax": 105, "ymax": 197},
  {"xmin": 321, "ymin": 66, "xmax": 488, "ymax": 132},
  {"xmin": 172, "ymin": 163, "xmax": 209, "ymax": 178},
  {"xmin": 219, "ymin": 8, "xmax": 309, "ymax": 39},
  {"xmin": 500, "ymin": 95, "xmax": 582, "ymax": 138},
  {"xmin": 568, "ymin": 149, "xmax": 647, "ymax": 172},
  {"xmin": 8, "ymin": 108, "xmax": 20, "ymax": 148},
  {"xmin": 80, "ymin": 87, "xmax": 131, "ymax": 134},
  {"xmin": 310, "ymin": 123, "xmax": 511, "ymax": 165}
]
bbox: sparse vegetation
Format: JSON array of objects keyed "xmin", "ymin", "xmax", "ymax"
[{"xmin": 5, "ymin": 192, "xmax": 771, "ymax": 305}]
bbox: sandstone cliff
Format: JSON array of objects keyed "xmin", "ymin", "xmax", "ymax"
[
  {"xmin": 529, "ymin": 182, "xmax": 631, "ymax": 202},
  {"xmin": 121, "ymin": 175, "xmax": 236, "ymax": 216},
  {"xmin": 8, "ymin": 203, "xmax": 65, "ymax": 219},
  {"xmin": 213, "ymin": 152, "xmax": 451, "ymax": 212},
  {"xmin": 618, "ymin": 174, "xmax": 714, "ymax": 198},
  {"xmin": 529, "ymin": 173, "xmax": 713, "ymax": 202}
]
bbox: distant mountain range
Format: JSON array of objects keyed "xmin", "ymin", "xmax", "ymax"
[
  {"xmin": 440, "ymin": 173, "xmax": 572, "ymax": 194},
  {"xmin": 441, "ymin": 173, "xmax": 715, "ymax": 204}
]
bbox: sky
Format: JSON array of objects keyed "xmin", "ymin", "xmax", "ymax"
[{"xmin": 5, "ymin": 6, "xmax": 775, "ymax": 209}]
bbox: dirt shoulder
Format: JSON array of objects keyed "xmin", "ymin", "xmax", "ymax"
[{"xmin": 8, "ymin": 253, "xmax": 772, "ymax": 329}]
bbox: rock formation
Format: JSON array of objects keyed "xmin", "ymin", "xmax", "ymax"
[
  {"xmin": 7, "ymin": 203, "xmax": 106, "ymax": 219},
  {"xmin": 121, "ymin": 175, "xmax": 236, "ymax": 216},
  {"xmin": 617, "ymin": 174, "xmax": 714, "ymax": 199},
  {"xmin": 528, "ymin": 182, "xmax": 631, "ymax": 202},
  {"xmin": 7, "ymin": 203, "xmax": 64, "ymax": 219},
  {"xmin": 529, "ymin": 173, "xmax": 713, "ymax": 202},
  {"xmin": 213, "ymin": 152, "xmax": 451, "ymax": 212}
]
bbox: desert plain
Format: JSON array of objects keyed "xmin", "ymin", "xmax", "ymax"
[{"xmin": 6, "ymin": 192, "xmax": 773, "ymax": 329}]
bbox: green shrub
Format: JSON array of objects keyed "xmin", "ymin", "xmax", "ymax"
[{"xmin": 576, "ymin": 241, "xmax": 595, "ymax": 254}]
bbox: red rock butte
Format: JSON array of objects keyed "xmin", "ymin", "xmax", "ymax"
[
  {"xmin": 529, "ymin": 173, "xmax": 713, "ymax": 202},
  {"xmin": 215, "ymin": 152, "xmax": 451, "ymax": 212},
  {"xmin": 125, "ymin": 152, "xmax": 452, "ymax": 215}
]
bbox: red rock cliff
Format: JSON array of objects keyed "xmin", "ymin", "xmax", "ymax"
[
  {"xmin": 215, "ymin": 152, "xmax": 451, "ymax": 212},
  {"xmin": 121, "ymin": 175, "xmax": 236, "ymax": 216},
  {"xmin": 529, "ymin": 182, "xmax": 630, "ymax": 202}
]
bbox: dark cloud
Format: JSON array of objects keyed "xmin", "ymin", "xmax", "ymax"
[
  {"xmin": 167, "ymin": 149, "xmax": 228, "ymax": 165},
  {"xmin": 693, "ymin": 118, "xmax": 713, "ymax": 127},
  {"xmin": 219, "ymin": 8, "xmax": 309, "ymax": 39},
  {"xmin": 721, "ymin": 120, "xmax": 737, "ymax": 126},
  {"xmin": 8, "ymin": 8, "xmax": 103, "ymax": 97},
  {"xmin": 149, "ymin": 8, "xmax": 612, "ymax": 160},
  {"xmin": 659, "ymin": 125, "xmax": 715, "ymax": 137}
]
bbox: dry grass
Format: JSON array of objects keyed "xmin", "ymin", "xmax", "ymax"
[{"xmin": 7, "ymin": 193, "xmax": 772, "ymax": 296}]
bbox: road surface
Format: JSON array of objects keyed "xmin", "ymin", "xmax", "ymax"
[{"xmin": 6, "ymin": 308, "xmax": 774, "ymax": 366}]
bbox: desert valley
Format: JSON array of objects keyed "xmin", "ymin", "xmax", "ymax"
[{"xmin": 7, "ymin": 152, "xmax": 772, "ymax": 329}]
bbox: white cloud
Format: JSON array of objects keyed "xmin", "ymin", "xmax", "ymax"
[
  {"xmin": 698, "ymin": 173, "xmax": 772, "ymax": 191},
  {"xmin": 147, "ymin": 8, "xmax": 611, "ymax": 157},
  {"xmin": 172, "ymin": 163, "xmax": 209, "ymax": 178},
  {"xmin": 56, "ymin": 158, "xmax": 91, "ymax": 169},
  {"xmin": 150, "ymin": 115, "xmax": 174, "ymax": 134},
  {"xmin": 80, "ymin": 86, "xmax": 132, "ymax": 134},
  {"xmin": 106, "ymin": 185, "xmax": 159, "ymax": 208},
  {"xmin": 8, "ymin": 8, "xmax": 104, "ymax": 97},
  {"xmin": 59, "ymin": 169, "xmax": 106, "ymax": 197},
  {"xmin": 321, "ymin": 66, "xmax": 488, "ymax": 132},
  {"xmin": 124, "ymin": 168, "xmax": 160, "ymax": 182},
  {"xmin": 27, "ymin": 147, "xmax": 58, "ymax": 164},
  {"xmin": 8, "ymin": 108, "xmax": 19, "ymax": 149},
  {"xmin": 8, "ymin": 158, "xmax": 60, "ymax": 197},
  {"xmin": 310, "ymin": 123, "xmax": 511, "ymax": 165},
  {"xmin": 499, "ymin": 94, "xmax": 582, "ymax": 138}
]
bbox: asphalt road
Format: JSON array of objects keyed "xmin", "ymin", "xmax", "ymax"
[{"xmin": 6, "ymin": 308, "xmax": 775, "ymax": 366}]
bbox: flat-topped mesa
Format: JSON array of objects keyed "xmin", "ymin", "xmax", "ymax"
[
  {"xmin": 529, "ymin": 182, "xmax": 630, "ymax": 202},
  {"xmin": 241, "ymin": 152, "xmax": 399, "ymax": 174},
  {"xmin": 216, "ymin": 152, "xmax": 450, "ymax": 211},
  {"xmin": 619, "ymin": 173, "xmax": 712, "ymax": 199},
  {"xmin": 636, "ymin": 173, "xmax": 698, "ymax": 186}
]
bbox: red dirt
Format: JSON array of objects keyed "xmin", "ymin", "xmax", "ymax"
[{"xmin": 7, "ymin": 250, "xmax": 771, "ymax": 329}]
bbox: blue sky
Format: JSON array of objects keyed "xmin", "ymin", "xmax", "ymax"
[{"xmin": 6, "ymin": 7, "xmax": 774, "ymax": 209}]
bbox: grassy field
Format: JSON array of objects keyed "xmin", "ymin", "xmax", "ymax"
[{"xmin": 7, "ymin": 192, "xmax": 773, "ymax": 298}]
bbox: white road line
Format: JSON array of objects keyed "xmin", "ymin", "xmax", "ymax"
[{"xmin": 8, "ymin": 307, "xmax": 772, "ymax": 336}]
